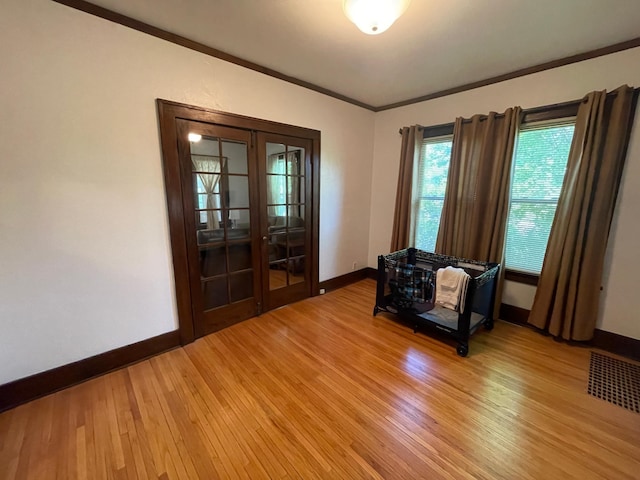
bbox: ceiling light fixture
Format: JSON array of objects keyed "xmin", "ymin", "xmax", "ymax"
[
  {"xmin": 188, "ymin": 133, "xmax": 202, "ymax": 142},
  {"xmin": 343, "ymin": 0, "xmax": 411, "ymax": 35}
]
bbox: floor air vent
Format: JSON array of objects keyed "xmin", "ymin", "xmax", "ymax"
[{"xmin": 588, "ymin": 351, "xmax": 640, "ymax": 414}]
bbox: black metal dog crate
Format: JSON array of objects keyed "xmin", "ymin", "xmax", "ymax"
[{"xmin": 374, "ymin": 248, "xmax": 500, "ymax": 357}]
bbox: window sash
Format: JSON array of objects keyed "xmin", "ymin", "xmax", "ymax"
[
  {"xmin": 505, "ymin": 120, "xmax": 575, "ymax": 274},
  {"xmin": 411, "ymin": 136, "xmax": 453, "ymax": 252}
]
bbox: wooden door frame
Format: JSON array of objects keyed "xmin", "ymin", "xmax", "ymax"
[{"xmin": 157, "ymin": 99, "xmax": 321, "ymax": 345}]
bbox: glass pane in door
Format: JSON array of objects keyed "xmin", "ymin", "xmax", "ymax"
[
  {"xmin": 195, "ymin": 211, "xmax": 222, "ymax": 235},
  {"xmin": 227, "ymin": 176, "xmax": 250, "ymax": 208},
  {"xmin": 189, "ymin": 130, "xmax": 252, "ymax": 311},
  {"xmin": 224, "ymin": 140, "xmax": 248, "ymax": 174},
  {"xmin": 288, "ymin": 263, "xmax": 304, "ymax": 285},
  {"xmin": 266, "ymin": 142, "xmax": 306, "ymax": 291},
  {"xmin": 230, "ymin": 270, "xmax": 253, "ymax": 302},
  {"xmin": 199, "ymin": 245, "xmax": 226, "ymax": 277},
  {"xmin": 202, "ymin": 277, "xmax": 228, "ymax": 310}
]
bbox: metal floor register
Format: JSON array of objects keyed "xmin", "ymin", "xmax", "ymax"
[{"xmin": 588, "ymin": 351, "xmax": 640, "ymax": 414}]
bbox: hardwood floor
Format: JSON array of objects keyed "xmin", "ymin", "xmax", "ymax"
[{"xmin": 1, "ymin": 279, "xmax": 639, "ymax": 479}]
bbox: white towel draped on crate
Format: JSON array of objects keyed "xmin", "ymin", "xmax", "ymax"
[{"xmin": 435, "ymin": 266, "xmax": 471, "ymax": 312}]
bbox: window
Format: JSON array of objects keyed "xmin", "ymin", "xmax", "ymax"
[
  {"xmin": 410, "ymin": 102, "xmax": 578, "ymax": 276},
  {"xmin": 504, "ymin": 121, "xmax": 575, "ymax": 273},
  {"xmin": 412, "ymin": 135, "xmax": 453, "ymax": 251}
]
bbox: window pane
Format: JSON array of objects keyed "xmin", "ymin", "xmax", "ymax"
[
  {"xmin": 511, "ymin": 125, "xmax": 574, "ymax": 201},
  {"xmin": 414, "ymin": 199, "xmax": 444, "ymax": 251},
  {"xmin": 505, "ymin": 202, "xmax": 558, "ymax": 273},
  {"xmin": 420, "ymin": 141, "xmax": 452, "ymax": 197},
  {"xmin": 505, "ymin": 123, "xmax": 575, "ymax": 273},
  {"xmin": 412, "ymin": 137, "xmax": 453, "ymax": 252}
]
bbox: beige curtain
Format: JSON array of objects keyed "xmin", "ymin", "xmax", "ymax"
[
  {"xmin": 435, "ymin": 108, "xmax": 521, "ymax": 310},
  {"xmin": 436, "ymin": 109, "xmax": 520, "ymax": 258},
  {"xmin": 390, "ymin": 125, "xmax": 421, "ymax": 251},
  {"xmin": 528, "ymin": 86, "xmax": 637, "ymax": 340},
  {"xmin": 192, "ymin": 156, "xmax": 222, "ymax": 230}
]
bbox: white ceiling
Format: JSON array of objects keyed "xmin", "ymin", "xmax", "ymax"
[{"xmin": 85, "ymin": 0, "xmax": 640, "ymax": 108}]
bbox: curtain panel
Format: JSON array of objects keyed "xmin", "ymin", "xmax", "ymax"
[
  {"xmin": 435, "ymin": 108, "xmax": 521, "ymax": 311},
  {"xmin": 390, "ymin": 125, "xmax": 422, "ymax": 251},
  {"xmin": 435, "ymin": 108, "xmax": 520, "ymax": 260},
  {"xmin": 528, "ymin": 85, "xmax": 638, "ymax": 340}
]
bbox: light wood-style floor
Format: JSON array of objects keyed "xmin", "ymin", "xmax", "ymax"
[{"xmin": 1, "ymin": 279, "xmax": 639, "ymax": 479}]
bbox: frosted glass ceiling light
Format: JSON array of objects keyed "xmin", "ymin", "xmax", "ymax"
[{"xmin": 343, "ymin": 0, "xmax": 411, "ymax": 35}]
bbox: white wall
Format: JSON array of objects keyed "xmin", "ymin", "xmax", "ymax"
[
  {"xmin": 2, "ymin": 1, "xmax": 639, "ymax": 386},
  {"xmin": 0, "ymin": 0, "xmax": 374, "ymax": 384},
  {"xmin": 369, "ymin": 46, "xmax": 640, "ymax": 339}
]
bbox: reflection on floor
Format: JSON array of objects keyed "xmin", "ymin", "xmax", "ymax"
[
  {"xmin": 269, "ymin": 268, "xmax": 304, "ymax": 289},
  {"xmin": 3, "ymin": 279, "xmax": 640, "ymax": 479}
]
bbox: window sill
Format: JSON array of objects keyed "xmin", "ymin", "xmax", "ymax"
[{"xmin": 505, "ymin": 269, "xmax": 539, "ymax": 286}]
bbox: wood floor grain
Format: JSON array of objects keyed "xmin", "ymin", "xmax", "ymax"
[{"xmin": 1, "ymin": 279, "xmax": 639, "ymax": 479}]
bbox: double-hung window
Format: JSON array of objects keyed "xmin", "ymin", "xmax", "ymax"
[
  {"xmin": 411, "ymin": 133, "xmax": 453, "ymax": 251},
  {"xmin": 410, "ymin": 109, "xmax": 576, "ymax": 277},
  {"xmin": 504, "ymin": 121, "xmax": 576, "ymax": 274}
]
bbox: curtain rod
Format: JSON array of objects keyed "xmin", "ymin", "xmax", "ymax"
[
  {"xmin": 398, "ymin": 87, "xmax": 640, "ymax": 133},
  {"xmin": 396, "ymin": 88, "xmax": 640, "ymax": 134},
  {"xmin": 398, "ymin": 99, "xmax": 583, "ymax": 134}
]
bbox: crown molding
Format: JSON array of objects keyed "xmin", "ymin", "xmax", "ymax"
[
  {"xmin": 375, "ymin": 37, "xmax": 640, "ymax": 111},
  {"xmin": 51, "ymin": 0, "xmax": 377, "ymax": 111},
  {"xmin": 52, "ymin": 1, "xmax": 640, "ymax": 112}
]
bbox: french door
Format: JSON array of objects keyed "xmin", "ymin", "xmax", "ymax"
[
  {"xmin": 159, "ymin": 101, "xmax": 319, "ymax": 342},
  {"xmin": 176, "ymin": 120, "xmax": 262, "ymax": 336},
  {"xmin": 258, "ymin": 133, "xmax": 313, "ymax": 311}
]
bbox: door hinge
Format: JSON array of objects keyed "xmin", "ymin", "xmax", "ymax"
[{"xmin": 256, "ymin": 301, "xmax": 262, "ymax": 316}]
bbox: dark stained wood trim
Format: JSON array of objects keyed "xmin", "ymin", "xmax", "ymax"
[
  {"xmin": 422, "ymin": 123, "xmax": 454, "ymax": 138},
  {"xmin": 159, "ymin": 99, "xmax": 322, "ymax": 140},
  {"xmin": 505, "ymin": 269, "xmax": 539, "ymax": 286},
  {"xmin": 0, "ymin": 330, "xmax": 181, "ymax": 413},
  {"xmin": 365, "ymin": 266, "xmax": 378, "ymax": 280},
  {"xmin": 51, "ymin": 0, "xmax": 375, "ymax": 111},
  {"xmin": 500, "ymin": 303, "xmax": 640, "ymax": 361},
  {"xmin": 377, "ymin": 37, "xmax": 640, "ymax": 112},
  {"xmin": 592, "ymin": 329, "xmax": 640, "ymax": 362},
  {"xmin": 157, "ymin": 101, "xmax": 196, "ymax": 345},
  {"xmin": 499, "ymin": 303, "xmax": 530, "ymax": 325},
  {"xmin": 52, "ymin": 1, "xmax": 640, "ymax": 113},
  {"xmin": 157, "ymin": 100, "xmax": 321, "ymax": 334},
  {"xmin": 319, "ymin": 268, "xmax": 370, "ymax": 293},
  {"xmin": 311, "ymin": 136, "xmax": 322, "ymax": 295},
  {"xmin": 522, "ymin": 100, "xmax": 580, "ymax": 124}
]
